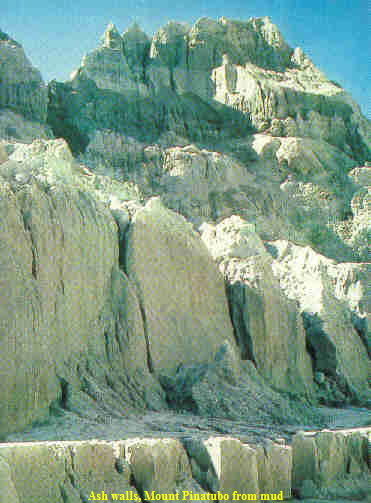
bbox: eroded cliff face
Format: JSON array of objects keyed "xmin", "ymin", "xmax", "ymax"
[
  {"xmin": 45, "ymin": 17, "xmax": 370, "ymax": 266},
  {"xmin": 0, "ymin": 30, "xmax": 51, "ymax": 142},
  {"xmin": 49, "ymin": 17, "xmax": 370, "ymax": 161},
  {"xmin": 0, "ymin": 20, "xmax": 370, "ymax": 500},
  {"xmin": 1, "ymin": 139, "xmax": 319, "ymax": 439},
  {"xmin": 0, "ymin": 428, "xmax": 370, "ymax": 502},
  {"xmin": 200, "ymin": 217, "xmax": 314, "ymax": 398},
  {"xmin": 0, "ymin": 139, "xmax": 166, "ymax": 436}
]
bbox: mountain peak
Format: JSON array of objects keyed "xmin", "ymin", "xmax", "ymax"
[
  {"xmin": 0, "ymin": 29, "xmax": 21, "ymax": 47},
  {"xmin": 101, "ymin": 22, "xmax": 122, "ymax": 49},
  {"xmin": 122, "ymin": 21, "xmax": 149, "ymax": 43}
]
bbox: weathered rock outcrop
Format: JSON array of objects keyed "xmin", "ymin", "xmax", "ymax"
[
  {"xmin": 0, "ymin": 142, "xmax": 7, "ymax": 164},
  {"xmin": 48, "ymin": 18, "xmax": 370, "ymax": 162},
  {"xmin": 256, "ymin": 440, "xmax": 292, "ymax": 499},
  {"xmin": 268, "ymin": 240, "xmax": 371, "ymax": 403},
  {"xmin": 0, "ymin": 440, "xmax": 139, "ymax": 502},
  {"xmin": 194, "ymin": 437, "xmax": 261, "ymax": 497},
  {"xmin": 200, "ymin": 216, "xmax": 370, "ymax": 405},
  {"xmin": 0, "ymin": 30, "xmax": 51, "ymax": 142},
  {"xmin": 81, "ymin": 128, "xmax": 364, "ymax": 263},
  {"xmin": 201, "ymin": 216, "xmax": 314, "ymax": 398},
  {"xmin": 248, "ymin": 133, "xmax": 359, "ymax": 260},
  {"xmin": 125, "ymin": 197, "xmax": 237, "ymax": 375},
  {"xmin": 0, "ymin": 22, "xmax": 370, "ymax": 501},
  {"xmin": 125, "ymin": 438, "xmax": 204, "ymax": 498},
  {"xmin": 348, "ymin": 165, "xmax": 371, "ymax": 262},
  {"xmin": 0, "ymin": 30, "xmax": 47, "ymax": 122},
  {"xmin": 292, "ymin": 428, "xmax": 371, "ymax": 500},
  {"xmin": 3, "ymin": 428, "xmax": 369, "ymax": 502},
  {"xmin": 0, "ymin": 139, "xmax": 164, "ymax": 436},
  {"xmin": 45, "ymin": 17, "xmax": 371, "ymax": 268},
  {"xmin": 1, "ymin": 139, "xmax": 315, "ymax": 438},
  {"xmin": 0, "ymin": 109, "xmax": 51, "ymax": 143},
  {"xmin": 82, "ymin": 132, "xmax": 283, "ymax": 230},
  {"xmin": 0, "ymin": 436, "xmax": 295, "ymax": 502}
]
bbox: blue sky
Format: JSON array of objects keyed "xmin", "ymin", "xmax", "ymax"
[{"xmin": 2, "ymin": 0, "xmax": 370, "ymax": 118}]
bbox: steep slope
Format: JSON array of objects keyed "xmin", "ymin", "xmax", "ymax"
[
  {"xmin": 125, "ymin": 197, "xmax": 237, "ymax": 375},
  {"xmin": 49, "ymin": 17, "xmax": 370, "ymax": 161},
  {"xmin": 0, "ymin": 18, "xmax": 370, "ymax": 452},
  {"xmin": 47, "ymin": 18, "xmax": 370, "ymax": 263},
  {"xmin": 0, "ymin": 139, "xmax": 316, "ymax": 438},
  {"xmin": 0, "ymin": 29, "xmax": 51, "ymax": 141},
  {"xmin": 0, "ymin": 139, "xmax": 165, "ymax": 436}
]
